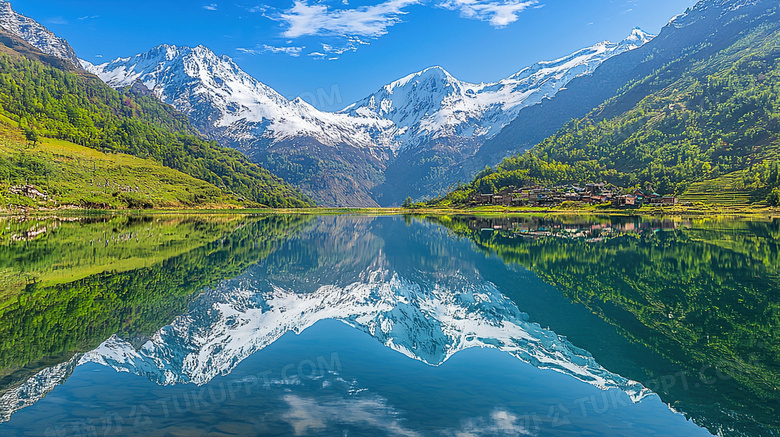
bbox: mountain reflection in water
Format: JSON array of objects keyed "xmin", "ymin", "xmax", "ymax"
[{"xmin": 1, "ymin": 214, "xmax": 775, "ymax": 436}]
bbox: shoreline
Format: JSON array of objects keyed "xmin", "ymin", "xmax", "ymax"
[{"xmin": 0, "ymin": 204, "xmax": 777, "ymax": 219}]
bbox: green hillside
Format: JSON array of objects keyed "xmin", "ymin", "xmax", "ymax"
[
  {"xmin": 0, "ymin": 214, "xmax": 312, "ymax": 389},
  {"xmin": 0, "ymin": 126, "xmax": 240, "ymax": 209},
  {"xmin": 0, "ymin": 215, "xmax": 241, "ymax": 297},
  {"xmin": 430, "ymin": 214, "xmax": 780, "ymax": 436},
  {"xmin": 0, "ymin": 31, "xmax": 313, "ymax": 209},
  {"xmin": 434, "ymin": 5, "xmax": 780, "ymax": 207}
]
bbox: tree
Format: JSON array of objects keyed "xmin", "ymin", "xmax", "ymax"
[
  {"xmin": 768, "ymin": 188, "xmax": 780, "ymax": 207},
  {"xmin": 24, "ymin": 128, "xmax": 38, "ymax": 147},
  {"xmin": 401, "ymin": 197, "xmax": 413, "ymax": 208}
]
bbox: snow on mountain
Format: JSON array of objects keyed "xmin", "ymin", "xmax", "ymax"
[
  {"xmin": 81, "ymin": 45, "xmax": 395, "ymax": 154},
  {"xmin": 341, "ymin": 28, "xmax": 654, "ymax": 151},
  {"xmin": 0, "ymin": 1, "xmax": 80, "ymax": 66},
  {"xmin": 83, "ymin": 29, "xmax": 652, "ymax": 158},
  {"xmin": 79, "ymin": 266, "xmax": 650, "ymax": 402},
  {"xmin": 79, "ymin": 30, "xmax": 653, "ymax": 206},
  {"xmin": 0, "ymin": 354, "xmax": 81, "ymax": 423}
]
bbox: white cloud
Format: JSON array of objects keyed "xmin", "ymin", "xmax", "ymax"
[
  {"xmin": 281, "ymin": 394, "xmax": 423, "ymax": 437},
  {"xmin": 204, "ymin": 3, "xmax": 218, "ymax": 11},
  {"xmin": 442, "ymin": 409, "xmax": 535, "ymax": 436},
  {"xmin": 438, "ymin": 0, "xmax": 538, "ymax": 27},
  {"xmin": 45, "ymin": 17, "xmax": 68, "ymax": 25},
  {"xmin": 322, "ymin": 43, "xmax": 354, "ymax": 55},
  {"xmin": 279, "ymin": 0, "xmax": 420, "ymax": 38},
  {"xmin": 237, "ymin": 45, "xmax": 305, "ymax": 56},
  {"xmin": 279, "ymin": 393, "xmax": 534, "ymax": 436},
  {"xmin": 318, "ymin": 36, "xmax": 369, "ymax": 58},
  {"xmin": 264, "ymin": 44, "xmax": 306, "ymax": 56},
  {"xmin": 236, "ymin": 47, "xmax": 261, "ymax": 55},
  {"xmin": 255, "ymin": 0, "xmax": 537, "ymax": 60},
  {"xmin": 271, "ymin": 0, "xmax": 392, "ymax": 60}
]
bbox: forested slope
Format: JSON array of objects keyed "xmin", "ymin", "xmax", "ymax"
[
  {"xmin": 0, "ymin": 29, "xmax": 312, "ymax": 208},
  {"xmin": 435, "ymin": 1, "xmax": 780, "ymax": 207}
]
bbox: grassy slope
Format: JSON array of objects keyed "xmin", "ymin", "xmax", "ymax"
[
  {"xmin": 678, "ymin": 170, "xmax": 766, "ymax": 206},
  {"xmin": 0, "ymin": 119, "xmax": 239, "ymax": 209},
  {"xmin": 0, "ymin": 29, "xmax": 313, "ymax": 209},
  {"xmin": 0, "ymin": 215, "xmax": 245, "ymax": 301}
]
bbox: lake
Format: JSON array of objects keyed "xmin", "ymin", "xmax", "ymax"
[{"xmin": 0, "ymin": 213, "xmax": 777, "ymax": 436}]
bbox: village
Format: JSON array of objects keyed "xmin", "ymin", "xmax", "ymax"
[
  {"xmin": 466, "ymin": 183, "xmax": 679, "ymax": 208},
  {"xmin": 460, "ymin": 216, "xmax": 684, "ymax": 243}
]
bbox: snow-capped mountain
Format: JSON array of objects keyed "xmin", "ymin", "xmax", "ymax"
[
  {"xmin": 0, "ymin": 354, "xmax": 80, "ymax": 423},
  {"xmin": 82, "ymin": 30, "xmax": 651, "ymax": 206},
  {"xmin": 342, "ymin": 28, "xmax": 653, "ymax": 151},
  {"xmin": 84, "ymin": 29, "xmax": 652, "ymax": 157},
  {"xmin": 81, "ymin": 45, "xmax": 395, "ymax": 157},
  {"xmin": 78, "ymin": 263, "xmax": 649, "ymax": 402},
  {"xmin": 0, "ymin": 1, "xmax": 79, "ymax": 66},
  {"xmin": 0, "ymin": 238, "xmax": 651, "ymax": 423}
]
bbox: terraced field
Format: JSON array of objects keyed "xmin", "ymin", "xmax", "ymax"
[{"xmin": 680, "ymin": 172, "xmax": 768, "ymax": 206}]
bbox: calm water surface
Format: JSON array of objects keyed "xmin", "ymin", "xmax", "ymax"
[{"xmin": 0, "ymin": 214, "xmax": 777, "ymax": 436}]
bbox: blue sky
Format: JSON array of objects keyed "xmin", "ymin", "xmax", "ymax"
[{"xmin": 11, "ymin": 0, "xmax": 698, "ymax": 111}]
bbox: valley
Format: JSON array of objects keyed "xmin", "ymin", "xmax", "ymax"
[
  {"xmin": 79, "ymin": 27, "xmax": 652, "ymax": 207},
  {"xmin": 0, "ymin": 0, "xmax": 777, "ymax": 212},
  {"xmin": 0, "ymin": 2, "xmax": 778, "ymax": 435}
]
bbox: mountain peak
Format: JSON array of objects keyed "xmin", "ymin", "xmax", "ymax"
[
  {"xmin": 77, "ymin": 265, "xmax": 649, "ymax": 402},
  {"xmin": 144, "ymin": 44, "xmax": 180, "ymax": 60},
  {"xmin": 142, "ymin": 44, "xmax": 232, "ymax": 67},
  {"xmin": 0, "ymin": 0, "xmax": 80, "ymax": 66},
  {"xmin": 422, "ymin": 65, "xmax": 452, "ymax": 76},
  {"xmin": 87, "ymin": 42, "xmax": 394, "ymax": 158},
  {"xmin": 623, "ymin": 27, "xmax": 654, "ymax": 45},
  {"xmin": 389, "ymin": 65, "xmax": 458, "ymax": 90},
  {"xmin": 340, "ymin": 30, "xmax": 653, "ymax": 153},
  {"xmin": 192, "ymin": 44, "xmax": 216, "ymax": 56}
]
